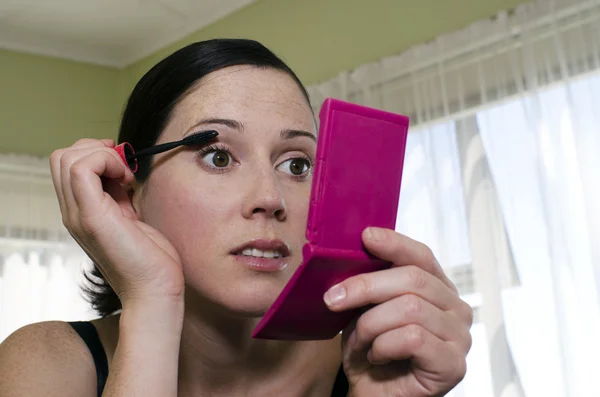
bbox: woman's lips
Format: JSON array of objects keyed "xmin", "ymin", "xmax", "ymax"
[{"xmin": 232, "ymin": 254, "xmax": 288, "ymax": 272}]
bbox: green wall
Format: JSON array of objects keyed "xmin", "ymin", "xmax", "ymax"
[
  {"xmin": 1, "ymin": 0, "xmax": 532, "ymax": 157},
  {"xmin": 126, "ymin": 0, "xmax": 530, "ymax": 89},
  {"xmin": 0, "ymin": 49, "xmax": 120, "ymax": 157}
]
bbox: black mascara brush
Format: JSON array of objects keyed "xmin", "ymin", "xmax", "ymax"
[{"xmin": 114, "ymin": 130, "xmax": 219, "ymax": 172}]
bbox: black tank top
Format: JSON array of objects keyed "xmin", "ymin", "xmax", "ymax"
[{"xmin": 69, "ymin": 321, "xmax": 349, "ymax": 397}]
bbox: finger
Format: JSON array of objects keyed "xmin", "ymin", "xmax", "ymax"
[
  {"xmin": 49, "ymin": 149, "xmax": 67, "ymax": 216},
  {"xmin": 69, "ymin": 149, "xmax": 134, "ymax": 217},
  {"xmin": 71, "ymin": 138, "xmax": 113, "ymax": 149},
  {"xmin": 324, "ymin": 265, "xmax": 473, "ymax": 326},
  {"xmin": 362, "ymin": 228, "xmax": 457, "ymax": 293},
  {"xmin": 50, "ymin": 140, "xmax": 116, "ymax": 218},
  {"xmin": 367, "ymin": 325, "xmax": 466, "ymax": 390},
  {"xmin": 101, "ymin": 139, "xmax": 116, "ymax": 147},
  {"xmin": 324, "ymin": 265, "xmax": 457, "ymax": 313},
  {"xmin": 60, "ymin": 146, "xmax": 120, "ymax": 218},
  {"xmin": 103, "ymin": 177, "xmax": 138, "ymax": 220},
  {"xmin": 348, "ymin": 294, "xmax": 471, "ymax": 353}
]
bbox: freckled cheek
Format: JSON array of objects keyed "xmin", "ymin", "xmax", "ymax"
[
  {"xmin": 143, "ymin": 180, "xmax": 239, "ymax": 256},
  {"xmin": 285, "ymin": 186, "xmax": 311, "ymax": 238}
]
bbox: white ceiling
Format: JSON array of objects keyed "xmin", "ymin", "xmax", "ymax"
[{"xmin": 0, "ymin": 0, "xmax": 257, "ymax": 68}]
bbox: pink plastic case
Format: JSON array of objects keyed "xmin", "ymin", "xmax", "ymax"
[{"xmin": 252, "ymin": 98, "xmax": 409, "ymax": 340}]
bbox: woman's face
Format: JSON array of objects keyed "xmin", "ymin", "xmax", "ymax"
[{"xmin": 134, "ymin": 66, "xmax": 317, "ymax": 316}]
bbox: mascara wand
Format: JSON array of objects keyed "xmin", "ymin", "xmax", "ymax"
[{"xmin": 113, "ymin": 130, "xmax": 219, "ymax": 173}]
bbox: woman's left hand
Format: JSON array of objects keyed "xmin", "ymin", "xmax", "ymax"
[{"xmin": 324, "ymin": 227, "xmax": 473, "ymax": 397}]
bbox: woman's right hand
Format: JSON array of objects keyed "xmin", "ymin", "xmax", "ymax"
[{"xmin": 50, "ymin": 138, "xmax": 185, "ymax": 308}]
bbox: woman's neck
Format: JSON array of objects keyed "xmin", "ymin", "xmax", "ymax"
[{"xmin": 177, "ymin": 293, "xmax": 342, "ymax": 397}]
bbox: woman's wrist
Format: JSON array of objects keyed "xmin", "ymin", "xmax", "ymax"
[
  {"xmin": 119, "ymin": 295, "xmax": 185, "ymax": 335},
  {"xmin": 104, "ymin": 296, "xmax": 184, "ymax": 396}
]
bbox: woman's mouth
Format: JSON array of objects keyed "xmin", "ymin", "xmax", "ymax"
[
  {"xmin": 239, "ymin": 248, "xmax": 283, "ymax": 259},
  {"xmin": 231, "ymin": 239, "xmax": 290, "ymax": 272}
]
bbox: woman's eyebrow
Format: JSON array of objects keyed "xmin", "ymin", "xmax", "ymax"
[
  {"xmin": 185, "ymin": 118, "xmax": 244, "ymax": 135},
  {"xmin": 281, "ymin": 129, "xmax": 317, "ymax": 143},
  {"xmin": 185, "ymin": 118, "xmax": 316, "ymax": 142}
]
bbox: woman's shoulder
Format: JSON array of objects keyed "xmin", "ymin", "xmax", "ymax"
[{"xmin": 0, "ymin": 321, "xmax": 98, "ymax": 397}]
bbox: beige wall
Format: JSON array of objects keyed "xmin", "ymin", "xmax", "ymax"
[{"xmin": 1, "ymin": 0, "xmax": 532, "ymax": 157}]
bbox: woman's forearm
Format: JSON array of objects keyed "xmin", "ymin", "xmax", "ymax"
[{"xmin": 102, "ymin": 297, "xmax": 184, "ymax": 397}]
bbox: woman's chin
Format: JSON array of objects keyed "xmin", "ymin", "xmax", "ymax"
[
  {"xmin": 186, "ymin": 278, "xmax": 285, "ymax": 318},
  {"xmin": 183, "ymin": 256, "xmax": 301, "ymax": 317},
  {"xmin": 220, "ymin": 285, "xmax": 282, "ymax": 318}
]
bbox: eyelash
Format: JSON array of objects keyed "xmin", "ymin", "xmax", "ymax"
[
  {"xmin": 195, "ymin": 144, "xmax": 314, "ymax": 179},
  {"xmin": 196, "ymin": 144, "xmax": 231, "ymax": 157}
]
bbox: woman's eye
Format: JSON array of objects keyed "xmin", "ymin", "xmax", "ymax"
[
  {"xmin": 278, "ymin": 158, "xmax": 311, "ymax": 176},
  {"xmin": 202, "ymin": 150, "xmax": 231, "ymax": 167}
]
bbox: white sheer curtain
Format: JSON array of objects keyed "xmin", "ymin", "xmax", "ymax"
[
  {"xmin": 307, "ymin": 0, "xmax": 600, "ymax": 396},
  {"xmin": 0, "ymin": 154, "xmax": 94, "ymax": 342}
]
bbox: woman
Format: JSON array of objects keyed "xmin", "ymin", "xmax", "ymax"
[{"xmin": 0, "ymin": 39, "xmax": 472, "ymax": 396}]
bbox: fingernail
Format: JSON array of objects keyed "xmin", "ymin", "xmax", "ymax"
[
  {"xmin": 324, "ymin": 284, "xmax": 346, "ymax": 306},
  {"xmin": 367, "ymin": 227, "xmax": 385, "ymax": 242},
  {"xmin": 366, "ymin": 349, "xmax": 375, "ymax": 363},
  {"xmin": 367, "ymin": 349, "xmax": 389, "ymax": 365}
]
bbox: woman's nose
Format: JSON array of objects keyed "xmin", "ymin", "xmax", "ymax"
[{"xmin": 241, "ymin": 171, "xmax": 287, "ymax": 221}]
